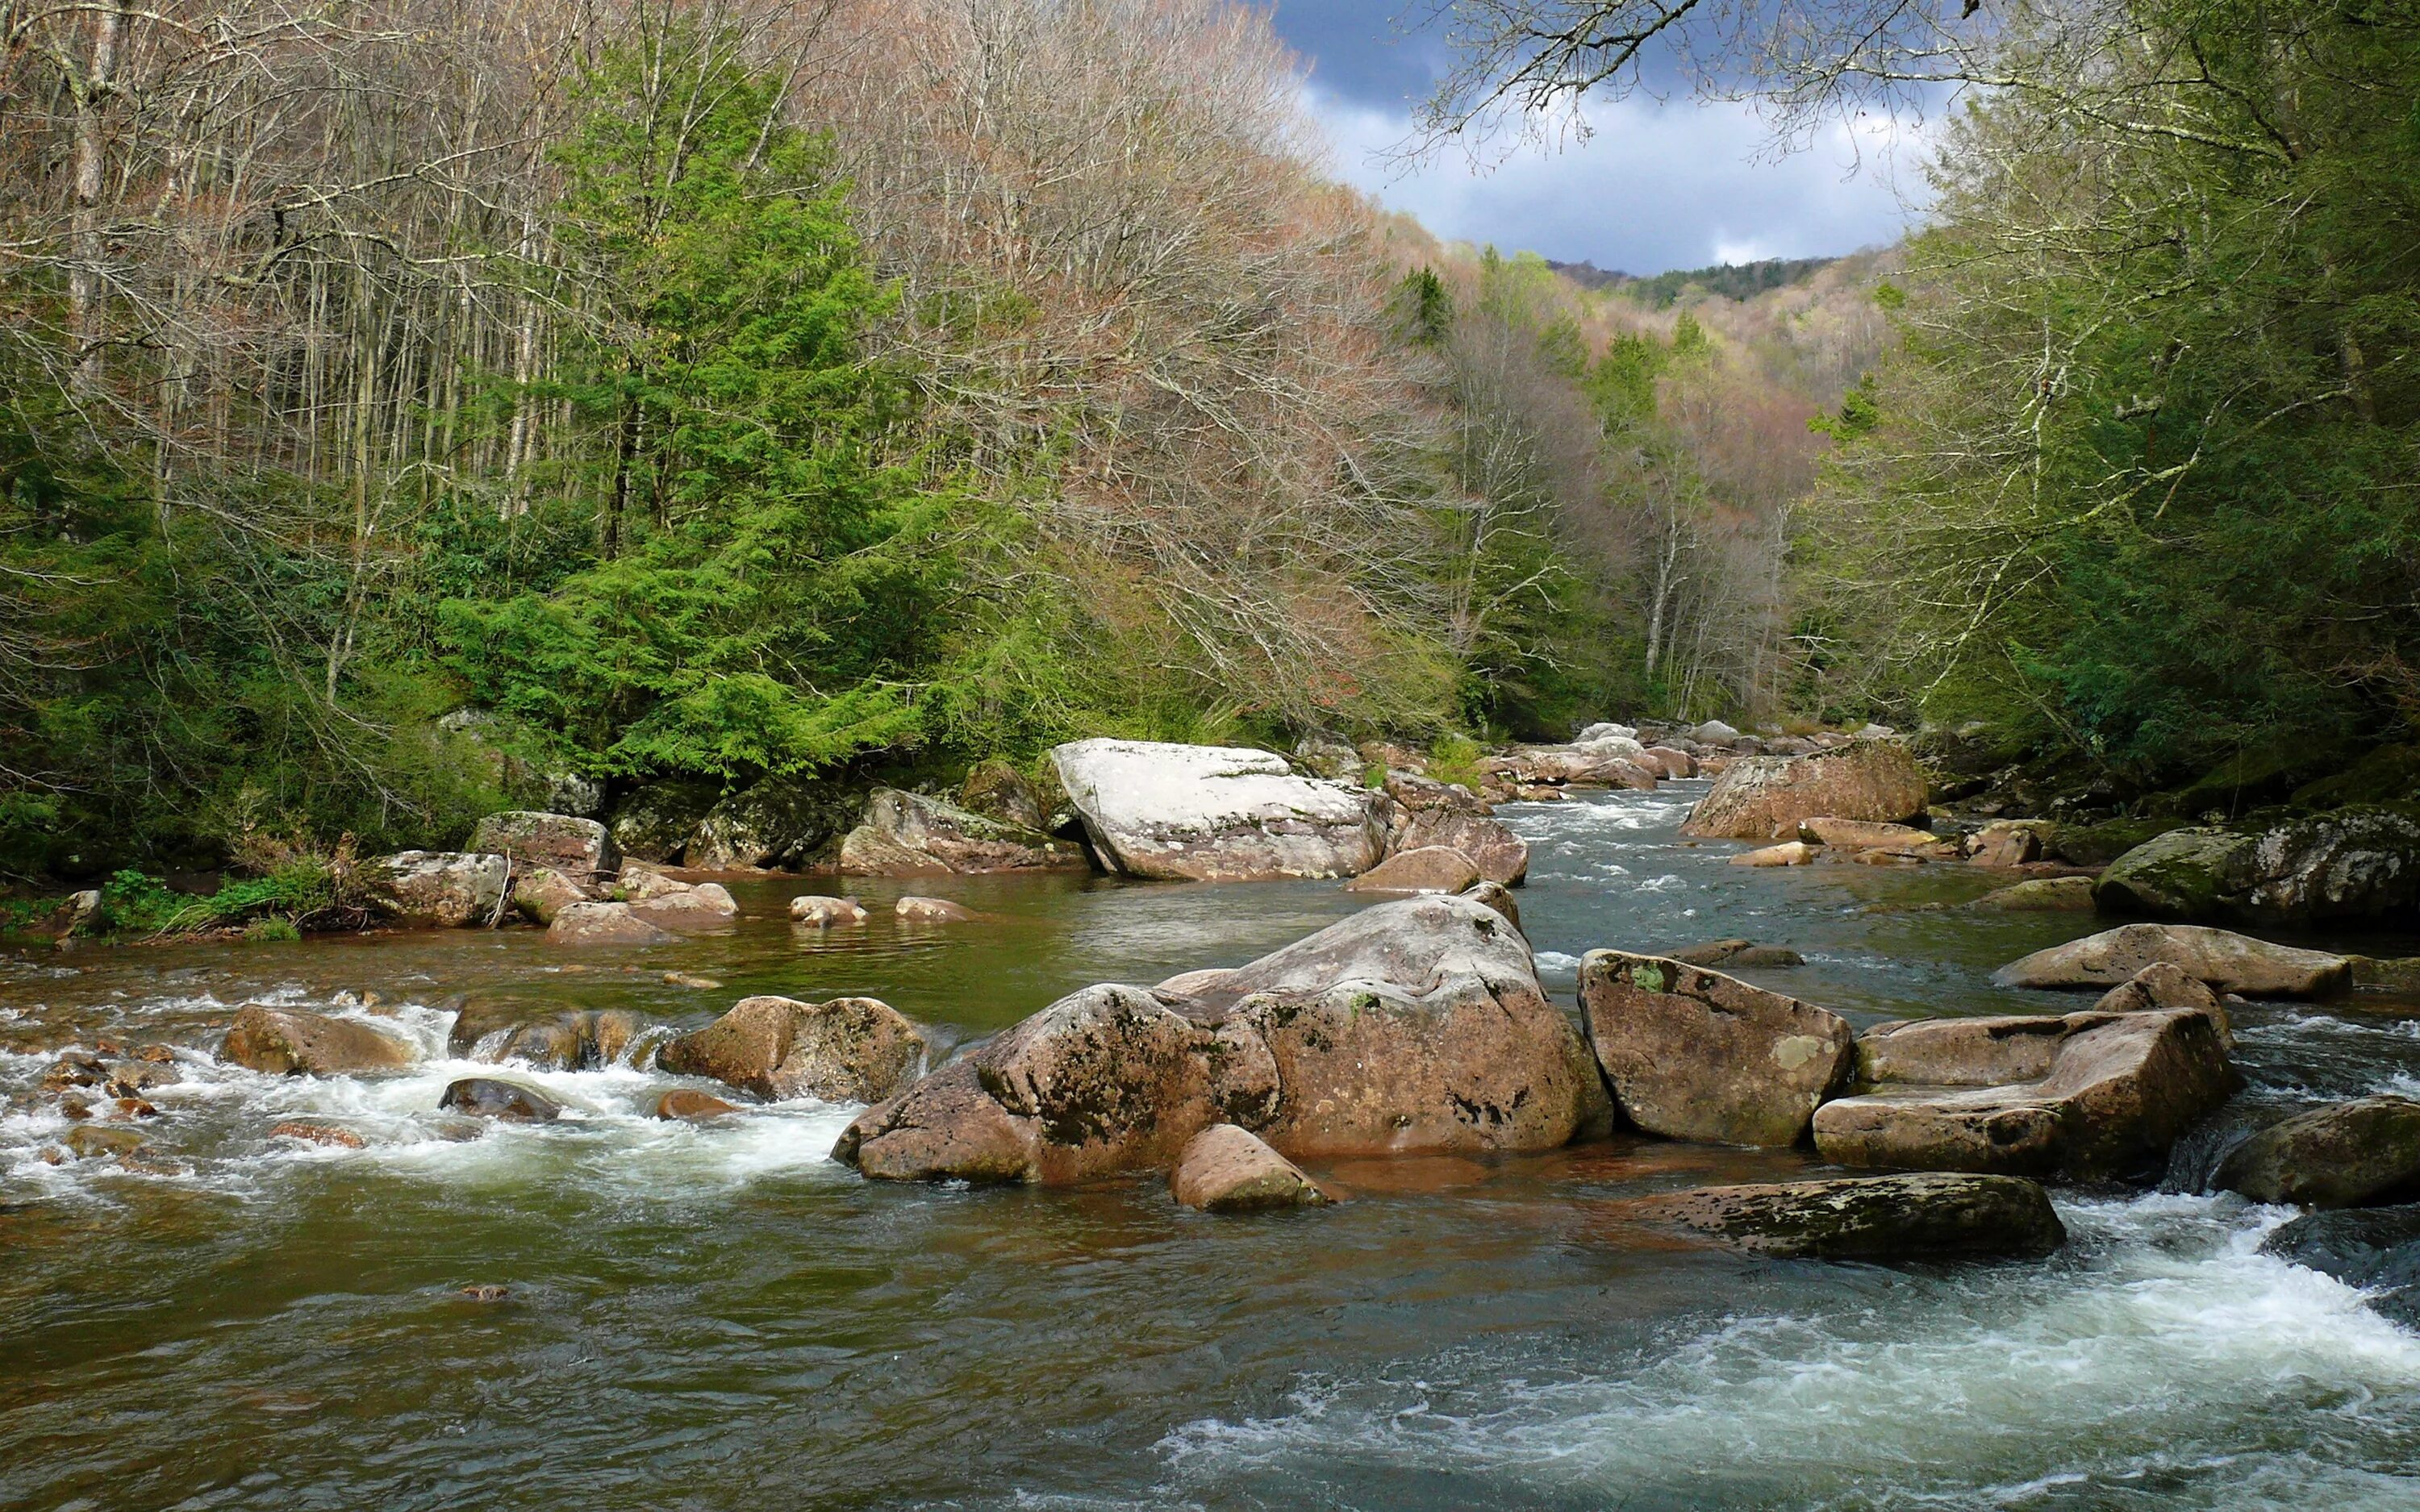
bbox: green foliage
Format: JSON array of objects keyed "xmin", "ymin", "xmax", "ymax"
[
  {"xmin": 94, "ymin": 858, "xmax": 341, "ymax": 937},
  {"xmin": 1588, "ymin": 333, "xmax": 1667, "ymax": 428},
  {"xmin": 1618, "ymin": 256, "xmax": 1834, "ymax": 310},
  {"xmin": 1425, "ymin": 733, "xmax": 1484, "ymax": 789}
]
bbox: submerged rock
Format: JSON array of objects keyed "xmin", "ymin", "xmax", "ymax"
[
  {"xmin": 895, "ymin": 895, "xmax": 974, "ymax": 923},
  {"xmin": 467, "ymin": 811, "xmax": 619, "ymax": 885},
  {"xmin": 837, "ymin": 893, "xmax": 1594, "ymax": 1183},
  {"xmin": 510, "ymin": 865, "xmax": 586, "ymax": 926},
  {"xmin": 1681, "ymin": 740, "xmax": 1928, "ymax": 841},
  {"xmin": 365, "ymin": 851, "xmax": 510, "ymax": 927},
  {"xmin": 654, "ymin": 1089, "xmax": 741, "ymax": 1122},
  {"xmin": 1970, "ymin": 877, "xmax": 2097, "ymax": 912},
  {"xmin": 65, "ymin": 1126, "xmax": 150, "ymax": 1160},
  {"xmin": 1049, "ymin": 738, "xmax": 1386, "ymax": 881},
  {"xmin": 1967, "ymin": 821, "xmax": 2045, "ymax": 868},
  {"xmin": 1344, "ymin": 845, "xmax": 1481, "ymax": 894},
  {"xmin": 1578, "ymin": 952, "xmax": 1854, "ymax": 1148},
  {"xmin": 657, "ymin": 995, "xmax": 925, "ymax": 1103},
  {"xmin": 2259, "ymin": 1205, "xmax": 2420, "ymax": 1327},
  {"xmin": 271, "ymin": 1120, "xmax": 366, "ymax": 1148},
  {"xmin": 838, "ymin": 788, "xmax": 1087, "ymax": 876},
  {"xmin": 791, "ymin": 894, "xmax": 870, "ymax": 927},
  {"xmin": 1992, "ymin": 923, "xmax": 2350, "ymax": 998},
  {"xmin": 222, "ymin": 1006, "xmax": 413, "ymax": 1077},
  {"xmin": 547, "ymin": 901, "xmax": 676, "ymax": 947},
  {"xmin": 1797, "ymin": 818, "xmax": 1938, "ymax": 852},
  {"xmin": 1171, "ymin": 1124, "xmax": 1330, "ymax": 1212},
  {"xmin": 438, "ymin": 1077, "xmax": 562, "ymax": 1122},
  {"xmin": 1602, "ymin": 1173, "xmax": 2066, "ymax": 1260},
  {"xmin": 629, "ymin": 880, "xmax": 739, "ymax": 931},
  {"xmin": 1731, "ymin": 840, "xmax": 1818, "ymax": 868},
  {"xmin": 2215, "ymin": 1096, "xmax": 2420, "ymax": 1208}
]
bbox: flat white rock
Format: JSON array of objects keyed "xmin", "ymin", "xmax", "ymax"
[{"xmin": 1049, "ymin": 739, "xmax": 1383, "ymax": 881}]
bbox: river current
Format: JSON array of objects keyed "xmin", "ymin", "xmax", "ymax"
[{"xmin": 6, "ymin": 783, "xmax": 2420, "ymax": 1509}]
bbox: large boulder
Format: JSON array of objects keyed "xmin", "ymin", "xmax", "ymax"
[
  {"xmin": 1600, "ymin": 1174, "xmax": 2066, "ymax": 1260},
  {"xmin": 2096, "ymin": 807, "xmax": 2420, "ymax": 927},
  {"xmin": 1798, "ymin": 818, "xmax": 1938, "ymax": 852},
  {"xmin": 1170, "ymin": 1124, "xmax": 1330, "ymax": 1211},
  {"xmin": 466, "ymin": 812, "xmax": 619, "ymax": 885},
  {"xmin": 628, "ymin": 880, "xmax": 740, "ymax": 931},
  {"xmin": 608, "ymin": 779, "xmax": 720, "ymax": 864},
  {"xmin": 1813, "ymin": 998, "xmax": 2238, "ymax": 1179},
  {"xmin": 447, "ymin": 999, "xmax": 650, "ymax": 1070},
  {"xmin": 547, "ymin": 901, "xmax": 675, "ymax": 947},
  {"xmin": 365, "ymin": 851, "xmax": 509, "ymax": 927},
  {"xmin": 1680, "ymin": 740, "xmax": 1927, "ymax": 841},
  {"xmin": 2215, "ymin": 1096, "xmax": 2420, "ymax": 1208},
  {"xmin": 657, "ymin": 995, "xmax": 926, "ymax": 1103},
  {"xmin": 1578, "ymin": 952, "xmax": 1854, "ymax": 1147},
  {"xmin": 837, "ymin": 788, "xmax": 1088, "ymax": 876},
  {"xmin": 1385, "ymin": 809, "xmax": 1529, "ymax": 886},
  {"xmin": 687, "ymin": 775, "xmax": 864, "ymax": 871},
  {"xmin": 1992, "ymin": 923, "xmax": 2351, "ymax": 998},
  {"xmin": 2259, "ymin": 1205, "xmax": 2420, "ymax": 1328},
  {"xmin": 1049, "ymin": 739, "xmax": 1386, "ymax": 881},
  {"xmin": 837, "ymin": 893, "xmax": 1595, "ymax": 1183},
  {"xmin": 223, "ymin": 1006, "xmax": 413, "ymax": 1076},
  {"xmin": 510, "ymin": 865, "xmax": 586, "ymax": 926},
  {"xmin": 1344, "ymin": 845, "xmax": 1481, "ymax": 895}
]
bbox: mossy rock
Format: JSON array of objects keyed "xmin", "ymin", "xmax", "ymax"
[
  {"xmin": 2293, "ymin": 745, "xmax": 2420, "ymax": 810},
  {"xmin": 2168, "ymin": 739, "xmax": 2353, "ymax": 818},
  {"xmin": 2092, "ymin": 827, "xmax": 2258, "ymax": 920},
  {"xmin": 2042, "ymin": 816, "xmax": 2189, "ymax": 868}
]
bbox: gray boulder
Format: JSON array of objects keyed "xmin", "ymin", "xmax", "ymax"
[
  {"xmin": 1385, "ymin": 808, "xmax": 1529, "ymax": 886},
  {"xmin": 365, "ymin": 851, "xmax": 509, "ymax": 927},
  {"xmin": 1579, "ymin": 952, "xmax": 1853, "ymax": 1147},
  {"xmin": 2094, "ymin": 807, "xmax": 2420, "ymax": 927},
  {"xmin": 608, "ymin": 779, "xmax": 720, "ymax": 864},
  {"xmin": 2216, "ymin": 1096, "xmax": 2420, "ymax": 1208},
  {"xmin": 438, "ymin": 1077, "xmax": 562, "ymax": 1122},
  {"xmin": 1049, "ymin": 738, "xmax": 1386, "ymax": 881},
  {"xmin": 1992, "ymin": 923, "xmax": 2350, "ymax": 998},
  {"xmin": 1600, "ymin": 1173, "xmax": 2066, "ymax": 1259},
  {"xmin": 2259, "ymin": 1206, "xmax": 2420, "ymax": 1328},
  {"xmin": 467, "ymin": 811, "xmax": 619, "ymax": 884},
  {"xmin": 838, "ymin": 788, "xmax": 1087, "ymax": 875},
  {"xmin": 688, "ymin": 775, "xmax": 863, "ymax": 870},
  {"xmin": 1681, "ymin": 739, "xmax": 1928, "ymax": 840}
]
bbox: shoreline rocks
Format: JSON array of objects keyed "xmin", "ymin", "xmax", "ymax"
[
  {"xmin": 365, "ymin": 851, "xmax": 509, "ymax": 927},
  {"xmin": 1579, "ymin": 952, "xmax": 1854, "ymax": 1148},
  {"xmin": 467, "ymin": 812, "xmax": 618, "ymax": 885},
  {"xmin": 2214, "ymin": 1096, "xmax": 2420, "ymax": 1208},
  {"xmin": 439, "ymin": 1077, "xmax": 563, "ymax": 1122},
  {"xmin": 839, "ymin": 788, "xmax": 1087, "ymax": 876},
  {"xmin": 1171, "ymin": 1124, "xmax": 1329, "ymax": 1211},
  {"xmin": 547, "ymin": 901, "xmax": 677, "ymax": 947},
  {"xmin": 2093, "ymin": 807, "xmax": 2420, "ymax": 927}
]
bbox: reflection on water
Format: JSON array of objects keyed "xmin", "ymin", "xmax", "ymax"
[{"xmin": 4, "ymin": 786, "xmax": 2420, "ymax": 1510}]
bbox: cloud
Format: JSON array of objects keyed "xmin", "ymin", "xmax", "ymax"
[{"xmin": 1307, "ymin": 88, "xmax": 1926, "ymax": 275}]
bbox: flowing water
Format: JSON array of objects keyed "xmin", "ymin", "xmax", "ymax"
[{"xmin": 6, "ymin": 784, "xmax": 2420, "ymax": 1509}]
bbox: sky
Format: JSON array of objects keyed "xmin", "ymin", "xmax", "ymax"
[{"xmin": 1266, "ymin": 1, "xmax": 1924, "ymax": 276}]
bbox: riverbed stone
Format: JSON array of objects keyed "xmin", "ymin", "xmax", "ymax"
[
  {"xmin": 1385, "ymin": 810, "xmax": 1529, "ymax": 886},
  {"xmin": 2214, "ymin": 1096, "xmax": 2420, "ymax": 1208},
  {"xmin": 1967, "ymin": 821, "xmax": 2045, "ymax": 868},
  {"xmin": 467, "ymin": 811, "xmax": 619, "ymax": 884},
  {"xmin": 628, "ymin": 881, "xmax": 739, "ymax": 930},
  {"xmin": 657, "ymin": 995, "xmax": 926, "ymax": 1103},
  {"xmin": 791, "ymin": 894, "xmax": 870, "ymax": 927},
  {"xmin": 608, "ymin": 778, "xmax": 720, "ymax": 864},
  {"xmin": 2259, "ymin": 1205, "xmax": 2420, "ymax": 1327},
  {"xmin": 365, "ymin": 851, "xmax": 510, "ymax": 927},
  {"xmin": 65, "ymin": 1126, "xmax": 149, "ymax": 1160},
  {"xmin": 1641, "ymin": 746, "xmax": 1697, "ymax": 780},
  {"xmin": 835, "ymin": 1062, "xmax": 1045, "ymax": 1183},
  {"xmin": 510, "ymin": 865, "xmax": 586, "ymax": 926},
  {"xmin": 1992, "ymin": 923, "xmax": 2351, "ymax": 998},
  {"xmin": 1798, "ymin": 818, "xmax": 1938, "ymax": 852},
  {"xmin": 687, "ymin": 774, "xmax": 865, "ymax": 871},
  {"xmin": 1049, "ymin": 738, "xmax": 1387, "ymax": 881},
  {"xmin": 1601, "ymin": 1173, "xmax": 2066, "ymax": 1260},
  {"xmin": 270, "ymin": 1120, "xmax": 365, "ymax": 1148},
  {"xmin": 1344, "ymin": 845, "xmax": 1482, "ymax": 894},
  {"xmin": 1459, "ymin": 880, "xmax": 1523, "ymax": 934},
  {"xmin": 438, "ymin": 1077, "xmax": 562, "ymax": 1122},
  {"xmin": 654, "ymin": 1089, "xmax": 740, "ymax": 1122},
  {"xmin": 1578, "ymin": 952, "xmax": 1855, "ymax": 1147},
  {"xmin": 1681, "ymin": 739, "xmax": 1928, "ymax": 841},
  {"xmin": 895, "ymin": 895, "xmax": 973, "ymax": 923},
  {"xmin": 222, "ymin": 1006, "xmax": 413, "ymax": 1077},
  {"xmin": 1814, "ymin": 1005, "xmax": 2238, "ymax": 1178},
  {"xmin": 547, "ymin": 901, "xmax": 676, "ymax": 947},
  {"xmin": 839, "ymin": 788, "xmax": 1088, "ymax": 876},
  {"xmin": 1732, "ymin": 840, "xmax": 1818, "ymax": 867},
  {"xmin": 1171, "ymin": 1124, "xmax": 1329, "ymax": 1212},
  {"xmin": 1970, "ymin": 876, "xmax": 2097, "ymax": 911}
]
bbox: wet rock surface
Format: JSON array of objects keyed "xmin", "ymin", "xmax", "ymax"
[
  {"xmin": 1170, "ymin": 1124, "xmax": 1329, "ymax": 1211},
  {"xmin": 1579, "ymin": 952, "xmax": 1853, "ymax": 1148},
  {"xmin": 657, "ymin": 995, "xmax": 925, "ymax": 1103},
  {"xmin": 2215, "ymin": 1096, "xmax": 2420, "ymax": 1209},
  {"xmin": 1343, "ymin": 845, "xmax": 1481, "ymax": 894},
  {"xmin": 1601, "ymin": 1173, "xmax": 2067, "ymax": 1260},
  {"xmin": 2260, "ymin": 1205, "xmax": 2420, "ymax": 1327},
  {"xmin": 437, "ymin": 1078, "xmax": 563, "ymax": 1122},
  {"xmin": 2094, "ymin": 806, "xmax": 2420, "ymax": 927},
  {"xmin": 222, "ymin": 1006, "xmax": 414, "ymax": 1077},
  {"xmin": 839, "ymin": 788, "xmax": 1088, "ymax": 875},
  {"xmin": 791, "ymin": 894, "xmax": 870, "ymax": 927},
  {"xmin": 1992, "ymin": 923, "xmax": 2351, "ymax": 998},
  {"xmin": 547, "ymin": 901, "xmax": 677, "ymax": 947}
]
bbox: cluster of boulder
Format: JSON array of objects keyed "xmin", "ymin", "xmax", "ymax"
[{"xmin": 366, "ymin": 811, "xmax": 738, "ymax": 944}]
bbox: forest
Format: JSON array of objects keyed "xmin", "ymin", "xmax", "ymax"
[{"xmin": 2, "ymin": 0, "xmax": 2414, "ymax": 882}]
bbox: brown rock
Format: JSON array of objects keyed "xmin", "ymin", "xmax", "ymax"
[
  {"xmin": 1344, "ymin": 845, "xmax": 1482, "ymax": 894},
  {"xmin": 1681, "ymin": 739, "xmax": 1928, "ymax": 841},
  {"xmin": 1798, "ymin": 818, "xmax": 1939, "ymax": 852},
  {"xmin": 65, "ymin": 1126, "xmax": 148, "ymax": 1160},
  {"xmin": 511, "ymin": 865, "xmax": 586, "ymax": 927},
  {"xmin": 1642, "ymin": 746, "xmax": 1697, "ymax": 779},
  {"xmin": 222, "ymin": 1006, "xmax": 413, "ymax": 1077},
  {"xmin": 1579, "ymin": 952, "xmax": 1854, "ymax": 1147},
  {"xmin": 629, "ymin": 881, "xmax": 739, "ymax": 931},
  {"xmin": 1170, "ymin": 1124, "xmax": 1329, "ymax": 1211},
  {"xmin": 1971, "ymin": 877, "xmax": 2098, "ymax": 911},
  {"xmin": 654, "ymin": 1089, "xmax": 741, "ymax": 1122},
  {"xmin": 1992, "ymin": 923, "xmax": 2350, "ymax": 998},
  {"xmin": 834, "ymin": 1061, "xmax": 1045, "ymax": 1183},
  {"xmin": 272, "ymin": 1120, "xmax": 365, "ymax": 1148},
  {"xmin": 1458, "ymin": 880, "xmax": 1522, "ymax": 934},
  {"xmin": 1387, "ymin": 810, "xmax": 1530, "ymax": 886},
  {"xmin": 895, "ymin": 895, "xmax": 974, "ymax": 923},
  {"xmin": 1602, "ymin": 1173, "xmax": 2066, "ymax": 1259},
  {"xmin": 791, "ymin": 894, "xmax": 870, "ymax": 927},
  {"xmin": 2213, "ymin": 1096, "xmax": 2420, "ymax": 1208},
  {"xmin": 1732, "ymin": 841, "xmax": 1819, "ymax": 868},
  {"xmin": 1968, "ymin": 821, "xmax": 2045, "ymax": 868},
  {"xmin": 468, "ymin": 811, "xmax": 619, "ymax": 883},
  {"xmin": 547, "ymin": 901, "xmax": 677, "ymax": 947},
  {"xmin": 437, "ymin": 1077, "xmax": 562, "ymax": 1121},
  {"xmin": 657, "ymin": 995, "xmax": 926, "ymax": 1103},
  {"xmin": 365, "ymin": 851, "xmax": 511, "ymax": 927}
]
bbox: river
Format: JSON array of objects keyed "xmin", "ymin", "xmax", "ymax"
[{"xmin": 6, "ymin": 782, "xmax": 2420, "ymax": 1509}]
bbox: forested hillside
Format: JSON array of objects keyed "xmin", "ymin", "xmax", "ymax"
[{"xmin": 0, "ymin": 0, "xmax": 1873, "ymax": 881}]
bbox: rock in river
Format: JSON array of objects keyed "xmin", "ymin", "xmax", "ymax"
[
  {"xmin": 895, "ymin": 895, "xmax": 974, "ymax": 923},
  {"xmin": 365, "ymin": 851, "xmax": 510, "ymax": 927},
  {"xmin": 1600, "ymin": 1173, "xmax": 2066, "ymax": 1260},
  {"xmin": 655, "ymin": 1089, "xmax": 740, "ymax": 1122},
  {"xmin": 1383, "ymin": 809, "xmax": 1530, "ymax": 887},
  {"xmin": 2094, "ymin": 807, "xmax": 2420, "ymax": 927},
  {"xmin": 836, "ymin": 893, "xmax": 1596, "ymax": 1183},
  {"xmin": 1680, "ymin": 739, "xmax": 1928, "ymax": 841},
  {"xmin": 222, "ymin": 1006, "xmax": 414, "ymax": 1077},
  {"xmin": 467, "ymin": 811, "xmax": 619, "ymax": 885},
  {"xmin": 1344, "ymin": 845, "xmax": 1481, "ymax": 895},
  {"xmin": 1578, "ymin": 952, "xmax": 1854, "ymax": 1148},
  {"xmin": 438, "ymin": 1078, "xmax": 562, "ymax": 1122},
  {"xmin": 657, "ymin": 995, "xmax": 926, "ymax": 1103},
  {"xmin": 1171, "ymin": 1124, "xmax": 1330, "ymax": 1212},
  {"xmin": 1049, "ymin": 738, "xmax": 1387, "ymax": 881},
  {"xmin": 2215, "ymin": 1096, "xmax": 2420, "ymax": 1208},
  {"xmin": 1992, "ymin": 923, "xmax": 2350, "ymax": 998},
  {"xmin": 791, "ymin": 894, "xmax": 870, "ymax": 927},
  {"xmin": 2259, "ymin": 1205, "xmax": 2420, "ymax": 1327},
  {"xmin": 839, "ymin": 788, "xmax": 1088, "ymax": 875},
  {"xmin": 547, "ymin": 901, "xmax": 676, "ymax": 947}
]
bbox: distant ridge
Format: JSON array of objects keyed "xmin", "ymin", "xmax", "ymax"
[{"xmin": 1547, "ymin": 255, "xmax": 1838, "ymax": 308}]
